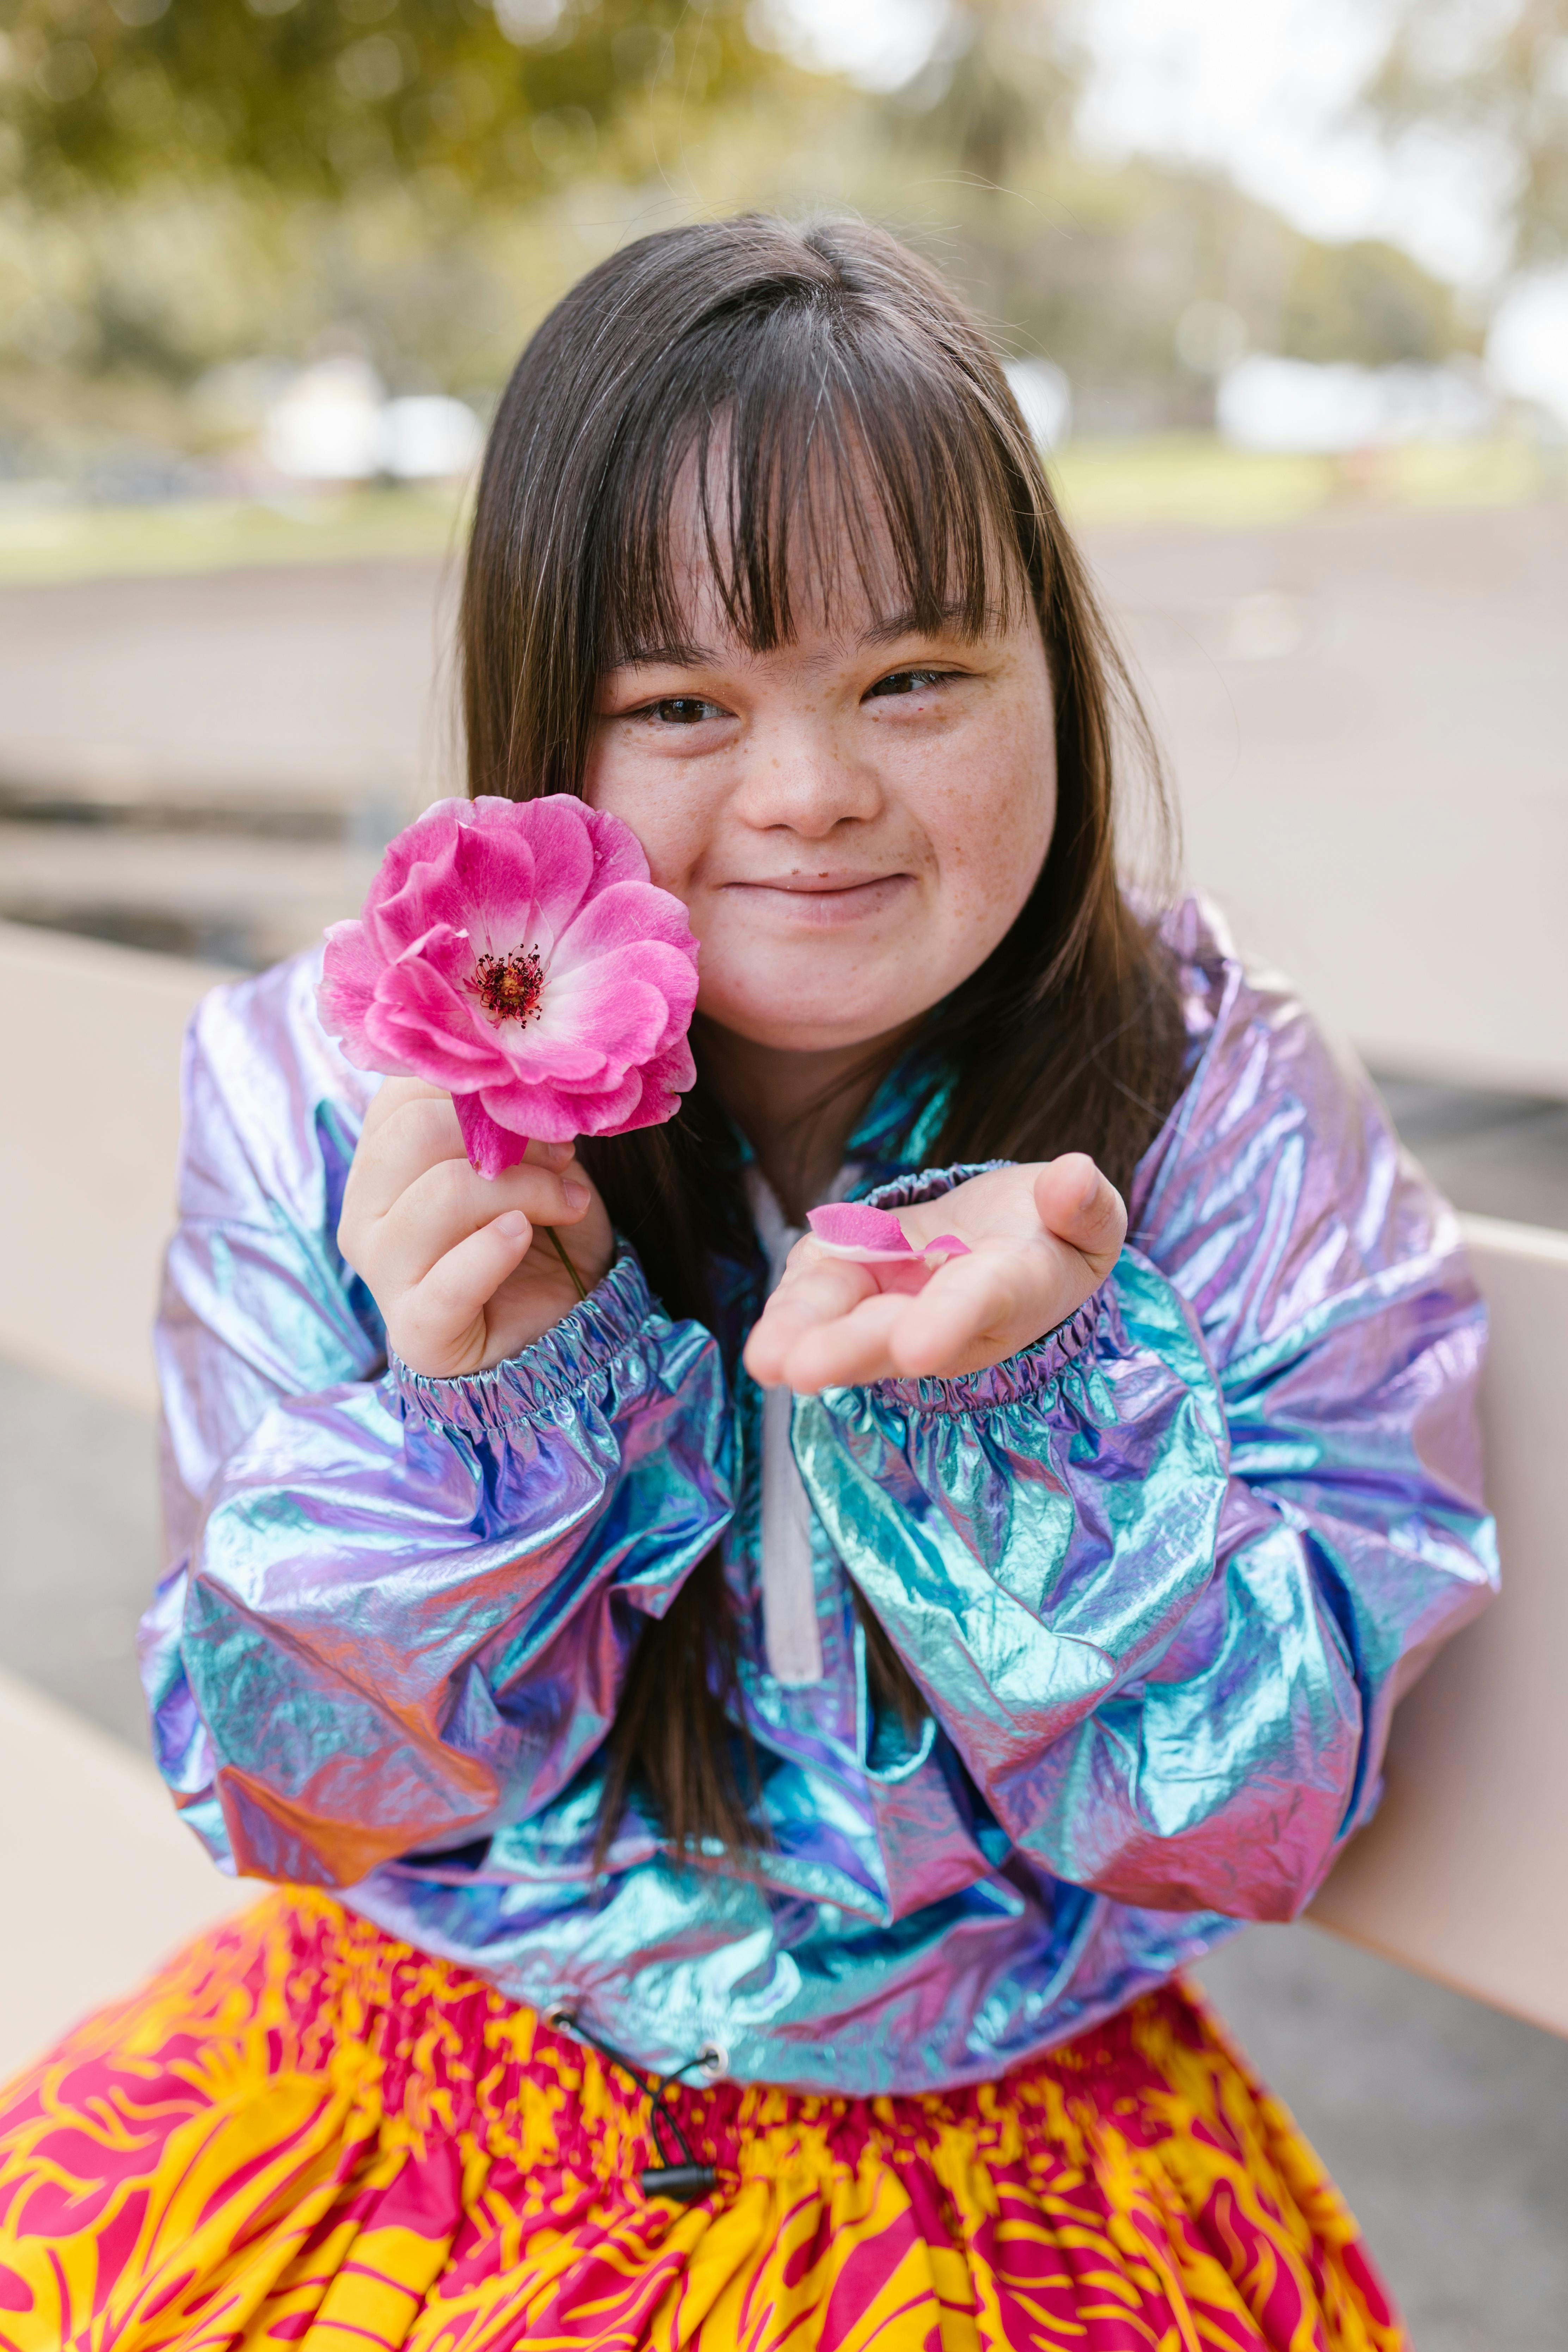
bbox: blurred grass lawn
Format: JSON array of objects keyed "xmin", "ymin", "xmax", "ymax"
[{"xmin": 0, "ymin": 435, "xmax": 1555, "ymax": 587}]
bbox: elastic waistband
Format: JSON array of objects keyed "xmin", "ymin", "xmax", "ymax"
[{"xmin": 195, "ymin": 1889, "xmax": 1199, "ymax": 2191}]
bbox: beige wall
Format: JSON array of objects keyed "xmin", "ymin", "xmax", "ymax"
[{"xmin": 0, "ymin": 1668, "xmax": 256, "ymax": 2084}]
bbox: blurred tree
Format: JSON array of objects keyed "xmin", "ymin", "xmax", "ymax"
[
  {"xmin": 1371, "ymin": 0, "xmax": 1568, "ymax": 266},
  {"xmin": 887, "ymin": 0, "xmax": 1081, "ymax": 189},
  {"xmin": 0, "ymin": 0, "xmax": 768, "ymax": 203},
  {"xmin": 864, "ymin": 2, "xmax": 1473, "ymax": 430},
  {"xmin": 0, "ymin": 0, "xmax": 1482, "ymax": 448},
  {"xmin": 1280, "ymin": 235, "xmax": 1467, "ymax": 366}
]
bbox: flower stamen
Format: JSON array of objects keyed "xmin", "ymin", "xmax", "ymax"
[{"xmin": 468, "ymin": 947, "xmax": 545, "ymax": 1026}]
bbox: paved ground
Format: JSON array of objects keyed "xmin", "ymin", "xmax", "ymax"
[
  {"xmin": 1093, "ymin": 499, "xmax": 1568, "ymax": 1097},
  {"xmin": 0, "ymin": 558, "xmax": 459, "ymax": 814}
]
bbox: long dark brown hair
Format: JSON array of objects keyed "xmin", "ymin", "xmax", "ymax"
[{"xmin": 460, "ymin": 214, "xmax": 1188, "ymax": 1862}]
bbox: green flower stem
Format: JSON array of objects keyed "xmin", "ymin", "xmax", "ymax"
[{"xmin": 544, "ymin": 1223, "xmax": 590, "ymax": 1304}]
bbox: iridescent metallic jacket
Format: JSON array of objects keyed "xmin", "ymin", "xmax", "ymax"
[{"xmin": 142, "ymin": 898, "xmax": 1496, "ymax": 2095}]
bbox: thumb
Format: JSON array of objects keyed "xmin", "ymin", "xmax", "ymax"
[{"xmin": 1034, "ymin": 1154, "xmax": 1126, "ymax": 1277}]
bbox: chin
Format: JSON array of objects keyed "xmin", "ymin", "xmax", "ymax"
[{"xmin": 706, "ymin": 1003, "xmax": 910, "ymax": 1055}]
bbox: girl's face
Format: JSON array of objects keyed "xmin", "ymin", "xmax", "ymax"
[{"xmin": 583, "ymin": 512, "xmax": 1057, "ymax": 1058}]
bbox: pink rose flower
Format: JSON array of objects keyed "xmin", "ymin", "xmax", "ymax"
[{"xmin": 318, "ymin": 794, "xmax": 700, "ymax": 1178}]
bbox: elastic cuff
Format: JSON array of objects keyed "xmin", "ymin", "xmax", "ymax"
[
  {"xmin": 865, "ymin": 1294, "xmax": 1102, "ymax": 1415},
  {"xmin": 389, "ymin": 1246, "xmax": 657, "ymax": 1438},
  {"xmin": 859, "ymin": 1162, "xmax": 1102, "ymax": 1413},
  {"xmin": 860, "ymin": 1160, "xmax": 1010, "ymax": 1212}
]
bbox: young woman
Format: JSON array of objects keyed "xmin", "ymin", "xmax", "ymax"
[{"xmin": 0, "ymin": 217, "xmax": 1493, "ymax": 2350}]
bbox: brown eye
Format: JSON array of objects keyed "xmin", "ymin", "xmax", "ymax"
[
  {"xmin": 653, "ymin": 697, "xmax": 721, "ymax": 725},
  {"xmin": 866, "ymin": 668, "xmax": 948, "ymax": 700}
]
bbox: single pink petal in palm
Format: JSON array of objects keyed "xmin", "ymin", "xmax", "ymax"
[
  {"xmin": 807, "ymin": 1202, "xmax": 972, "ymax": 1265},
  {"xmin": 317, "ymin": 794, "xmax": 700, "ymax": 1174},
  {"xmin": 808, "ymin": 1203, "xmax": 911, "ymax": 1253}
]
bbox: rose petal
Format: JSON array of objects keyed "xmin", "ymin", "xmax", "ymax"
[
  {"xmin": 483, "ymin": 795, "xmax": 597, "ymax": 948},
  {"xmin": 318, "ymin": 920, "xmax": 405, "ymax": 1071},
  {"xmin": 447, "ymin": 821, "xmax": 543, "ymax": 958},
  {"xmin": 453, "ymin": 1093, "xmax": 532, "ymax": 1178},
  {"xmin": 475, "ymin": 1063, "xmax": 647, "ymax": 1143},
  {"xmin": 361, "ymin": 803, "xmax": 477, "ymax": 958},
  {"xmin": 637, "ymin": 1031, "xmax": 698, "ymax": 1101},
  {"xmin": 808, "ymin": 1202, "xmax": 912, "ymax": 1252},
  {"xmin": 363, "ymin": 931, "xmax": 512, "ymax": 1091},
  {"xmin": 534, "ymin": 960, "xmax": 690, "ymax": 1080},
  {"xmin": 580, "ymin": 800, "xmax": 653, "ymax": 889},
  {"xmin": 551, "ymin": 877, "xmax": 701, "ymax": 974}
]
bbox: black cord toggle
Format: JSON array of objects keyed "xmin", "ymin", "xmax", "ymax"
[
  {"xmin": 547, "ymin": 2008, "xmax": 721, "ymax": 2206},
  {"xmin": 639, "ymin": 2161, "xmax": 719, "ymax": 2203}
]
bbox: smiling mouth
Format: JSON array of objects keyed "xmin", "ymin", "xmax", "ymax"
[
  {"xmin": 724, "ymin": 873, "xmax": 914, "ymax": 925},
  {"xmin": 730, "ymin": 872, "xmax": 912, "ymax": 899}
]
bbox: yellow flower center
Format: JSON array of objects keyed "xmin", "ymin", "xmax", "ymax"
[{"xmin": 469, "ymin": 947, "xmax": 545, "ymax": 1025}]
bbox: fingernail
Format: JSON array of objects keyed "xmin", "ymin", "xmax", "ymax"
[
  {"xmin": 497, "ymin": 1211, "xmax": 529, "ymax": 1239},
  {"xmin": 564, "ymin": 1180, "xmax": 590, "ymax": 1212}
]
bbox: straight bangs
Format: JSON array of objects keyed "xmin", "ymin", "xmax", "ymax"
[{"xmin": 591, "ymin": 301, "xmax": 1035, "ymax": 669}]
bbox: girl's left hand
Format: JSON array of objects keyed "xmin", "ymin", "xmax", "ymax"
[{"xmin": 743, "ymin": 1156, "xmax": 1126, "ymax": 1394}]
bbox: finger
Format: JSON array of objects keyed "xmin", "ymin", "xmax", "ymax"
[
  {"xmin": 356, "ymin": 1076, "xmax": 449, "ymax": 1144},
  {"xmin": 356, "ymin": 1079, "xmax": 578, "ymax": 1169},
  {"xmin": 369, "ymin": 1156, "xmax": 590, "ymax": 1294},
  {"xmin": 393, "ymin": 1210, "xmax": 535, "ymax": 1373},
  {"xmin": 348, "ymin": 1091, "xmax": 469, "ymax": 1220},
  {"xmin": 352, "ymin": 1093, "xmax": 573, "ymax": 1223},
  {"xmin": 743, "ymin": 1260, "xmax": 878, "ymax": 1385},
  {"xmin": 1034, "ymin": 1155, "xmax": 1126, "ymax": 1276},
  {"xmin": 773, "ymin": 1290, "xmax": 913, "ymax": 1393}
]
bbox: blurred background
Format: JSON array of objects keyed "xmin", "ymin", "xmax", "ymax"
[{"xmin": 1, "ymin": 5, "xmax": 1566, "ymax": 2343}]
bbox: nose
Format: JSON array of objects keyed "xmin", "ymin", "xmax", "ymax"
[{"xmin": 729, "ymin": 709, "xmax": 884, "ymax": 841}]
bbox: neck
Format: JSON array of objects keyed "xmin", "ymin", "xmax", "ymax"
[{"xmin": 697, "ymin": 1018, "xmax": 913, "ymax": 1225}]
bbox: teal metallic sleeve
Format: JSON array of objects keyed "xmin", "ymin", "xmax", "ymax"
[{"xmin": 797, "ymin": 947, "xmax": 1493, "ymax": 1924}]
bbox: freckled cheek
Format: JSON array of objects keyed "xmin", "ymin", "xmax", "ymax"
[
  {"xmin": 929, "ymin": 791, "xmax": 1051, "ymax": 953},
  {"xmin": 604, "ymin": 790, "xmax": 718, "ymax": 909}
]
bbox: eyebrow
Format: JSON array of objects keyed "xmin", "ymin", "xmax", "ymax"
[
  {"xmin": 608, "ymin": 605, "xmax": 984, "ymax": 672},
  {"xmin": 608, "ymin": 639, "xmax": 716, "ymax": 670},
  {"xmin": 861, "ymin": 602, "xmax": 979, "ymax": 647}
]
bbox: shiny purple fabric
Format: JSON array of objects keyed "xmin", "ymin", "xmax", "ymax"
[{"xmin": 141, "ymin": 897, "xmax": 1495, "ymax": 2093}]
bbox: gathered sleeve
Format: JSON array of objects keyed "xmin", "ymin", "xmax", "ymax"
[
  {"xmin": 795, "ymin": 963, "xmax": 1495, "ymax": 1924},
  {"xmin": 141, "ymin": 958, "xmax": 733, "ymax": 1886}
]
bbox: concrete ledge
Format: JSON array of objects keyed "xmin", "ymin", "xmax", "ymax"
[
  {"xmin": 1310, "ymin": 1215, "xmax": 1568, "ymax": 2039},
  {"xmin": 0, "ymin": 1666, "xmax": 255, "ymax": 2087}
]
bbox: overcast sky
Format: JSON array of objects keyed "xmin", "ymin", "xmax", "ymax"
[{"xmin": 768, "ymin": 0, "xmax": 1512, "ymax": 289}]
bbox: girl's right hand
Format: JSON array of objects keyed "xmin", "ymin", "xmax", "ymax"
[{"xmin": 338, "ymin": 1078, "xmax": 614, "ymax": 1378}]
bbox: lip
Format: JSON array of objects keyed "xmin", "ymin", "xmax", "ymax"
[{"xmin": 722, "ymin": 872, "xmax": 914, "ymax": 922}]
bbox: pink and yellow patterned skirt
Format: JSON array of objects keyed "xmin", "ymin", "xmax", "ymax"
[{"xmin": 0, "ymin": 1889, "xmax": 1404, "ymax": 2350}]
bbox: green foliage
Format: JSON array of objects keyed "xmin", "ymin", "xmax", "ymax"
[
  {"xmin": 0, "ymin": 0, "xmax": 766, "ymax": 203},
  {"xmin": 0, "ymin": 0, "xmax": 1482, "ymax": 442},
  {"xmin": 865, "ymin": 156, "xmax": 1472, "ymax": 433},
  {"xmin": 1280, "ymin": 236, "xmax": 1468, "ymax": 367}
]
